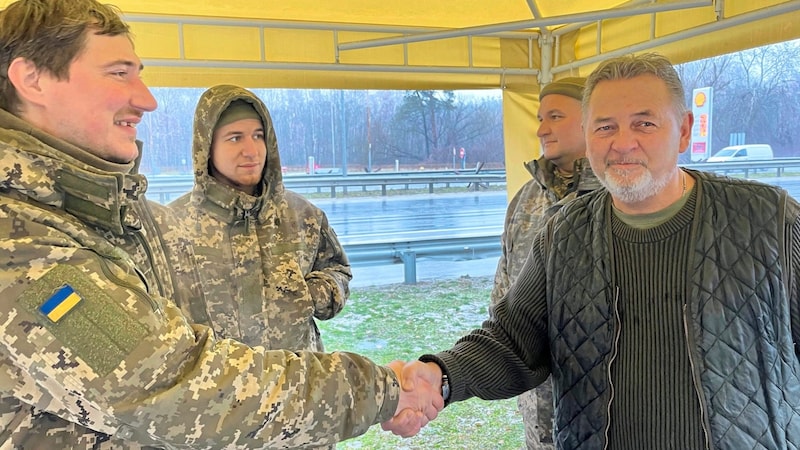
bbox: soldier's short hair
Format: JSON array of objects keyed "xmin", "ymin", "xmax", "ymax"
[{"xmin": 0, "ymin": 0, "xmax": 130, "ymax": 113}]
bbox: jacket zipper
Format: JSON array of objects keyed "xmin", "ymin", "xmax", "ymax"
[
  {"xmin": 602, "ymin": 286, "xmax": 622, "ymax": 450},
  {"xmin": 133, "ymin": 231, "xmax": 167, "ymax": 297},
  {"xmin": 243, "ymin": 209, "xmax": 252, "ymax": 234},
  {"xmin": 683, "ymin": 303, "xmax": 714, "ymax": 450}
]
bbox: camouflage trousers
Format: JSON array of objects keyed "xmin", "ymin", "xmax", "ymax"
[{"xmin": 518, "ymin": 376, "xmax": 554, "ymax": 450}]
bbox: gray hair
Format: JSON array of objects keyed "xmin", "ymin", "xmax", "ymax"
[{"xmin": 582, "ymin": 53, "xmax": 688, "ymax": 120}]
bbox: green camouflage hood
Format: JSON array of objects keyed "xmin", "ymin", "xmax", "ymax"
[
  {"xmin": 190, "ymin": 84, "xmax": 284, "ymax": 219},
  {"xmin": 524, "ymin": 156, "xmax": 602, "ymax": 202},
  {"xmin": 169, "ymin": 87, "xmax": 352, "ymax": 354}
]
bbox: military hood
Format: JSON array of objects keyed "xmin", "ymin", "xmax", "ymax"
[
  {"xmin": 169, "ymin": 86, "xmax": 352, "ymax": 353},
  {"xmin": 0, "ymin": 108, "xmax": 148, "ymax": 234},
  {"xmin": 189, "ymin": 84, "xmax": 284, "ymax": 222}
]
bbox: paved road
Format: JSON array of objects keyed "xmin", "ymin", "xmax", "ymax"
[
  {"xmin": 764, "ymin": 177, "xmax": 800, "ymax": 199},
  {"xmin": 333, "ymin": 176, "xmax": 800, "ymax": 287},
  {"xmin": 309, "ymin": 191, "xmax": 507, "ymax": 287},
  {"xmin": 311, "ymin": 191, "xmax": 507, "ymax": 244}
]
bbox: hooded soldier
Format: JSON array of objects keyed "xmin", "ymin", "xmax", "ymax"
[{"xmin": 170, "ymin": 84, "xmax": 351, "ymax": 352}]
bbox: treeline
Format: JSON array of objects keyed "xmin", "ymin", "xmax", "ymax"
[
  {"xmin": 137, "ymin": 89, "xmax": 504, "ymax": 175},
  {"xmin": 677, "ymin": 39, "xmax": 800, "ymax": 160},
  {"xmin": 137, "ymin": 39, "xmax": 800, "ymax": 175}
]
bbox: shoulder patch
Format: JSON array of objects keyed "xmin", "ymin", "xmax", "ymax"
[
  {"xmin": 18, "ymin": 264, "xmax": 150, "ymax": 377},
  {"xmin": 39, "ymin": 284, "xmax": 82, "ymax": 322}
]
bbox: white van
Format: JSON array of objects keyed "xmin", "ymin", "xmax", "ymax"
[{"xmin": 706, "ymin": 144, "xmax": 773, "ymax": 162}]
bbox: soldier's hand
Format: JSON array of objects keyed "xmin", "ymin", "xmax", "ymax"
[{"xmin": 381, "ymin": 360, "xmax": 444, "ymax": 437}]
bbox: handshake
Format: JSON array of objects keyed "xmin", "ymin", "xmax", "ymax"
[{"xmin": 381, "ymin": 360, "xmax": 447, "ymax": 437}]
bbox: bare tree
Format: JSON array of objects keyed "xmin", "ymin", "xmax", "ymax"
[
  {"xmin": 679, "ymin": 40, "xmax": 800, "ymax": 157},
  {"xmin": 393, "ymin": 90, "xmax": 456, "ymax": 161}
]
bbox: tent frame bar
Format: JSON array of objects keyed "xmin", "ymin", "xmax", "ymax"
[
  {"xmin": 338, "ymin": 0, "xmax": 710, "ymax": 51},
  {"xmin": 553, "ymin": 0, "xmax": 800, "ymax": 74}
]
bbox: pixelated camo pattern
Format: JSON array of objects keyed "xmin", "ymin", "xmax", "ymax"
[
  {"xmin": 0, "ymin": 108, "xmax": 396, "ymax": 449},
  {"xmin": 168, "ymin": 85, "xmax": 351, "ymax": 357},
  {"xmin": 490, "ymin": 156, "xmax": 601, "ymax": 450}
]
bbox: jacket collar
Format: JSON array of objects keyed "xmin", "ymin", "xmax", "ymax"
[
  {"xmin": 198, "ymin": 179, "xmax": 267, "ymax": 224},
  {"xmin": 0, "ymin": 109, "xmax": 147, "ymax": 235},
  {"xmin": 525, "ymin": 156, "xmax": 602, "ymax": 198}
]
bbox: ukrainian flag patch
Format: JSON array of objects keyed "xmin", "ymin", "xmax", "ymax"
[{"xmin": 40, "ymin": 285, "xmax": 83, "ymax": 322}]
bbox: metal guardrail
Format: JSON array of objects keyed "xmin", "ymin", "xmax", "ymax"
[
  {"xmin": 343, "ymin": 233, "xmax": 502, "ymax": 284},
  {"xmin": 144, "ymin": 159, "xmax": 800, "ymax": 283},
  {"xmin": 144, "ymin": 171, "xmax": 506, "ymax": 284},
  {"xmin": 145, "ymin": 171, "xmax": 506, "ymax": 203},
  {"xmin": 146, "ymin": 159, "xmax": 800, "ymax": 203},
  {"xmin": 682, "ymin": 157, "xmax": 800, "ymax": 177},
  {"xmin": 285, "ymin": 172, "xmax": 505, "ymax": 197}
]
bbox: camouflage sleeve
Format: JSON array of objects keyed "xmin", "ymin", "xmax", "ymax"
[
  {"xmin": 307, "ymin": 221, "xmax": 352, "ymax": 321},
  {"xmin": 491, "ymin": 190, "xmax": 523, "ymax": 305},
  {"xmin": 0, "ymin": 204, "xmax": 398, "ymax": 448},
  {"xmin": 490, "ymin": 230, "xmax": 512, "ymax": 305},
  {"xmin": 147, "ymin": 200, "xmax": 211, "ymax": 325}
]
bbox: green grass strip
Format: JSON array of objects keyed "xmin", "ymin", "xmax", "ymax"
[{"xmin": 319, "ymin": 275, "xmax": 525, "ymax": 449}]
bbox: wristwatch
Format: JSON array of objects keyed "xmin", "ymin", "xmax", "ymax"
[{"xmin": 441, "ymin": 373, "xmax": 450, "ymax": 402}]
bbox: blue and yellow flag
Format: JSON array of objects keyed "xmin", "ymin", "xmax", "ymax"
[{"xmin": 40, "ymin": 285, "xmax": 82, "ymax": 322}]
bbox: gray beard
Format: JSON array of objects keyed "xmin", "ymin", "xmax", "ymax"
[{"xmin": 600, "ymin": 168, "xmax": 671, "ymax": 204}]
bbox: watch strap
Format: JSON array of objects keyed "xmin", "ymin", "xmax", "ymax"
[{"xmin": 441, "ymin": 373, "xmax": 451, "ymax": 401}]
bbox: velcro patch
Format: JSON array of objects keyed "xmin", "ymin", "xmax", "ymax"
[
  {"xmin": 40, "ymin": 284, "xmax": 82, "ymax": 322},
  {"xmin": 18, "ymin": 264, "xmax": 150, "ymax": 377}
]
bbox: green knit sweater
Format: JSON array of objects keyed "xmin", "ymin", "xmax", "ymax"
[{"xmin": 608, "ymin": 190, "xmax": 705, "ymax": 448}]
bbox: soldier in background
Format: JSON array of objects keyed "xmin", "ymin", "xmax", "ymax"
[
  {"xmin": 0, "ymin": 0, "xmax": 439, "ymax": 448},
  {"xmin": 169, "ymin": 85, "xmax": 350, "ymax": 378},
  {"xmin": 490, "ymin": 77, "xmax": 601, "ymax": 449}
]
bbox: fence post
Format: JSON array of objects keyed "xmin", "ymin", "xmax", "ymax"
[{"xmin": 399, "ymin": 251, "xmax": 417, "ymax": 284}]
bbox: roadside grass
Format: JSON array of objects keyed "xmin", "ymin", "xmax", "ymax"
[{"xmin": 318, "ymin": 275, "xmax": 525, "ymax": 450}]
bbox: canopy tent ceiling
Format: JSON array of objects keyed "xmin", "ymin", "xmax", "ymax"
[
  {"xmin": 3, "ymin": 0, "xmax": 799, "ymax": 192},
  {"xmin": 63, "ymin": 0, "xmax": 800, "ymax": 92}
]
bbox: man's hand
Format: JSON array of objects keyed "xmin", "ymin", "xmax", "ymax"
[{"xmin": 381, "ymin": 360, "xmax": 445, "ymax": 437}]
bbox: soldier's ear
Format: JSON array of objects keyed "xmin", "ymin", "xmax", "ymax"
[{"xmin": 7, "ymin": 57, "xmax": 47, "ymax": 108}]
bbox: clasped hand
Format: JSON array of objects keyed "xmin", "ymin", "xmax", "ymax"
[{"xmin": 381, "ymin": 360, "xmax": 445, "ymax": 437}]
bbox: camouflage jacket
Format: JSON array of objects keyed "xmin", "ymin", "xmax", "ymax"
[
  {"xmin": 169, "ymin": 85, "xmax": 351, "ymax": 352},
  {"xmin": 0, "ymin": 108, "xmax": 398, "ymax": 449},
  {"xmin": 490, "ymin": 157, "xmax": 601, "ymax": 303}
]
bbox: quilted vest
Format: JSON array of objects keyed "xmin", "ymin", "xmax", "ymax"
[{"xmin": 546, "ymin": 170, "xmax": 800, "ymax": 450}]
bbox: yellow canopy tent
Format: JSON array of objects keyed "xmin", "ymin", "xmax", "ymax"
[{"xmin": 3, "ymin": 0, "xmax": 799, "ymax": 192}]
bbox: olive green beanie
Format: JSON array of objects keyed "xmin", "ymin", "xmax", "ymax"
[
  {"xmin": 539, "ymin": 77, "xmax": 586, "ymax": 101},
  {"xmin": 215, "ymin": 99, "xmax": 261, "ymax": 130}
]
